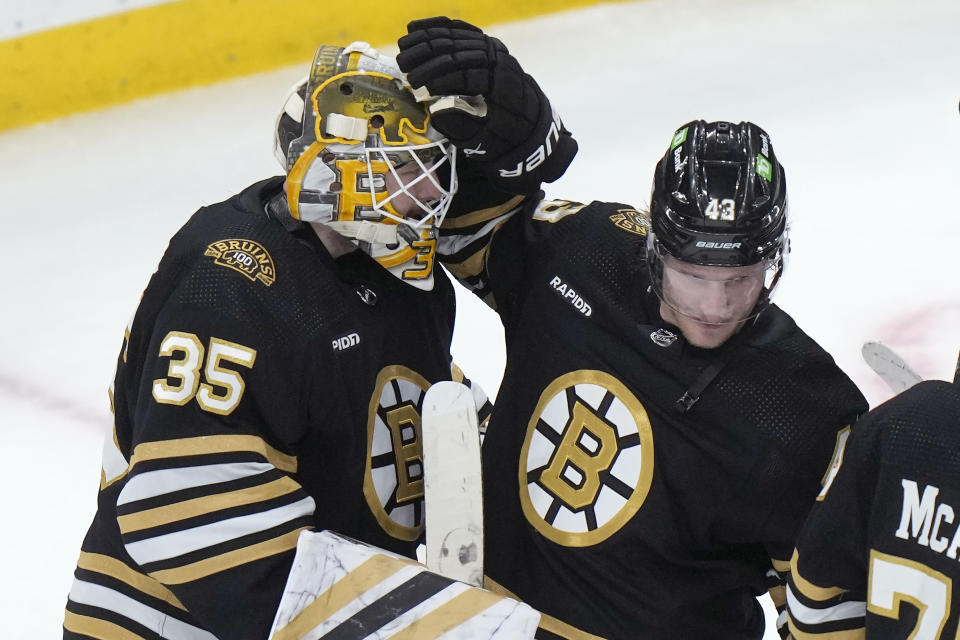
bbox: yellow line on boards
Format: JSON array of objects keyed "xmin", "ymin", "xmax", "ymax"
[{"xmin": 0, "ymin": 0, "xmax": 627, "ymax": 132}]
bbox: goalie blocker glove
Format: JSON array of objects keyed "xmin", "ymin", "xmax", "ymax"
[{"xmin": 397, "ymin": 16, "xmax": 578, "ymax": 194}]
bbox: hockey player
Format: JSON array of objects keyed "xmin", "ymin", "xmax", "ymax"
[
  {"xmin": 786, "ymin": 374, "xmax": 960, "ymax": 639},
  {"xmin": 397, "ymin": 17, "xmax": 869, "ymax": 639},
  {"xmin": 61, "ymin": 40, "xmax": 544, "ymax": 639}
]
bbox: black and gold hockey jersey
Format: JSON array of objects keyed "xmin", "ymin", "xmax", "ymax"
[
  {"xmin": 788, "ymin": 380, "xmax": 960, "ymax": 640},
  {"xmin": 439, "ymin": 190, "xmax": 868, "ymax": 640},
  {"xmin": 64, "ymin": 177, "xmax": 460, "ymax": 639}
]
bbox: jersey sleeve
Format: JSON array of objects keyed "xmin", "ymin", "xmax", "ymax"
[
  {"xmin": 451, "ymin": 362, "xmax": 494, "ymax": 438},
  {"xmin": 437, "ymin": 160, "xmax": 533, "ymax": 308},
  {"xmin": 761, "ymin": 426, "xmax": 865, "ymax": 640},
  {"xmin": 730, "ymin": 343, "xmax": 868, "ymax": 639},
  {"xmin": 112, "ymin": 302, "xmax": 319, "ymax": 638},
  {"xmin": 439, "ymin": 161, "xmax": 602, "ymax": 323},
  {"xmin": 785, "ymin": 422, "xmax": 876, "ymax": 639}
]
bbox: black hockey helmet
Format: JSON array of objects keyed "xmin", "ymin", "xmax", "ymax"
[
  {"xmin": 649, "ymin": 120, "xmax": 787, "ymax": 266},
  {"xmin": 647, "ymin": 120, "xmax": 789, "ymax": 322}
]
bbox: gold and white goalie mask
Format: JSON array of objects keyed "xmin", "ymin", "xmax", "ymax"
[{"xmin": 274, "ymin": 42, "xmax": 457, "ymax": 289}]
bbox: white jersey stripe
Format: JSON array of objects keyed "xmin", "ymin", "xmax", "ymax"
[
  {"xmin": 68, "ymin": 578, "xmax": 217, "ymax": 640},
  {"xmin": 118, "ymin": 462, "xmax": 275, "ymax": 505},
  {"xmin": 438, "ymin": 212, "xmax": 515, "ymax": 255},
  {"xmin": 124, "ymin": 496, "xmax": 316, "ymax": 565},
  {"xmin": 776, "ymin": 608, "xmax": 788, "ymax": 629},
  {"xmin": 786, "ymin": 584, "xmax": 865, "ymax": 626}
]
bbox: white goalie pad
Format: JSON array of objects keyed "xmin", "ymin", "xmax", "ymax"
[
  {"xmin": 268, "ymin": 530, "xmax": 539, "ymax": 640},
  {"xmin": 422, "ymin": 381, "xmax": 484, "ymax": 587}
]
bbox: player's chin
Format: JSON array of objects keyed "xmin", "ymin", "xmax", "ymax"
[{"xmin": 679, "ymin": 318, "xmax": 742, "ymax": 349}]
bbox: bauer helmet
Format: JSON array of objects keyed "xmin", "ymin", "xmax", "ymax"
[
  {"xmin": 646, "ymin": 120, "xmax": 789, "ymax": 324},
  {"xmin": 274, "ymin": 42, "xmax": 456, "ymax": 286}
]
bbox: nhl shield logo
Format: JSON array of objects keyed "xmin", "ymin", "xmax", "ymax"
[
  {"xmin": 519, "ymin": 370, "xmax": 655, "ymax": 547},
  {"xmin": 363, "ymin": 365, "xmax": 432, "ymax": 541},
  {"xmin": 650, "ymin": 328, "xmax": 678, "ymax": 347}
]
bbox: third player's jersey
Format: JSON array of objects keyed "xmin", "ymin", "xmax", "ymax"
[
  {"xmin": 788, "ymin": 380, "xmax": 960, "ymax": 640},
  {"xmin": 65, "ymin": 177, "xmax": 458, "ymax": 639},
  {"xmin": 441, "ymin": 194, "xmax": 867, "ymax": 639}
]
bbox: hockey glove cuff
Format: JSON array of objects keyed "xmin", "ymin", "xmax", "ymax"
[{"xmin": 397, "ymin": 16, "xmax": 577, "ymax": 194}]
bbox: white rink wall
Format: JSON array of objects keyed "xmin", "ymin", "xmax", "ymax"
[{"xmin": 1, "ymin": 0, "xmax": 958, "ymax": 637}]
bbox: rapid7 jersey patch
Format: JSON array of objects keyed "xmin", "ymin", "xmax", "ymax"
[{"xmin": 519, "ymin": 370, "xmax": 654, "ymax": 547}]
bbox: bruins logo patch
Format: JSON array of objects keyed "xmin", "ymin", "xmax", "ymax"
[
  {"xmin": 363, "ymin": 365, "xmax": 431, "ymax": 541},
  {"xmin": 609, "ymin": 209, "xmax": 649, "ymax": 236},
  {"xmin": 520, "ymin": 370, "xmax": 654, "ymax": 547},
  {"xmin": 205, "ymin": 239, "xmax": 276, "ymax": 286}
]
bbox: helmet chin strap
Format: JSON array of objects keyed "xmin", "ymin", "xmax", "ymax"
[
  {"xmin": 326, "ymin": 219, "xmax": 434, "ymax": 247},
  {"xmin": 324, "ymin": 112, "xmax": 369, "ymax": 141},
  {"xmin": 326, "ymin": 220, "xmax": 401, "ymax": 245}
]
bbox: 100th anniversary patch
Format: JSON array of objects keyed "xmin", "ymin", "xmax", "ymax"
[{"xmin": 205, "ymin": 239, "xmax": 276, "ymax": 286}]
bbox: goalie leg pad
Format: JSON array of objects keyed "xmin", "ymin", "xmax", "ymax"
[{"xmin": 268, "ymin": 531, "xmax": 539, "ymax": 639}]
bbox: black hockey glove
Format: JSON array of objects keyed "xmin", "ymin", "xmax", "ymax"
[{"xmin": 397, "ymin": 16, "xmax": 577, "ymax": 194}]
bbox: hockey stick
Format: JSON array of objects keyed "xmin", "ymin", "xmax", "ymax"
[
  {"xmin": 861, "ymin": 341, "xmax": 923, "ymax": 394},
  {"xmin": 421, "ymin": 381, "xmax": 484, "ymax": 587}
]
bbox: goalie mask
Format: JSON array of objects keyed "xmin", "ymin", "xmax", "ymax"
[
  {"xmin": 647, "ymin": 120, "xmax": 789, "ymax": 327},
  {"xmin": 274, "ymin": 42, "xmax": 457, "ymax": 288}
]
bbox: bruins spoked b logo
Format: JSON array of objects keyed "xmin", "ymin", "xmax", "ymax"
[
  {"xmin": 363, "ymin": 366, "xmax": 431, "ymax": 541},
  {"xmin": 520, "ymin": 370, "xmax": 654, "ymax": 547}
]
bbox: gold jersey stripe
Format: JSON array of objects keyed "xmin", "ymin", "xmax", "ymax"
[
  {"xmin": 790, "ymin": 550, "xmax": 847, "ymax": 602},
  {"xmin": 118, "ymin": 475, "xmax": 302, "ymax": 534},
  {"xmin": 272, "ymin": 553, "xmax": 419, "ymax": 640},
  {"xmin": 150, "ymin": 526, "xmax": 309, "ymax": 585},
  {"xmin": 132, "ymin": 434, "xmax": 297, "ymax": 472},
  {"xmin": 450, "ymin": 363, "xmax": 465, "ymax": 383},
  {"xmin": 768, "ymin": 584, "xmax": 786, "ymax": 609},
  {"xmin": 787, "ymin": 619, "xmax": 865, "ymax": 640},
  {"xmin": 113, "ymin": 434, "xmax": 298, "ymax": 488},
  {"xmin": 77, "ymin": 552, "xmax": 187, "ymax": 611},
  {"xmin": 443, "ymin": 242, "xmax": 492, "ymax": 281},
  {"xmin": 443, "ymin": 196, "xmax": 524, "ymax": 230},
  {"xmin": 483, "ymin": 576, "xmax": 607, "ymax": 640},
  {"xmin": 480, "ymin": 292, "xmax": 497, "ymax": 309},
  {"xmin": 386, "ymin": 587, "xmax": 506, "ymax": 639},
  {"xmin": 63, "ymin": 610, "xmax": 145, "ymax": 640},
  {"xmin": 772, "ymin": 557, "xmax": 792, "ymax": 574}
]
